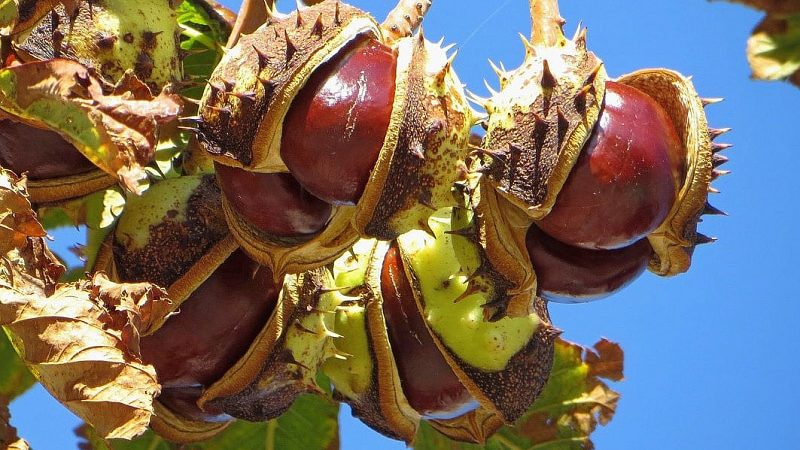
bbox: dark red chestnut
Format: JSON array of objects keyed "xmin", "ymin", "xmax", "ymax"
[
  {"xmin": 215, "ymin": 162, "xmax": 333, "ymax": 238},
  {"xmin": 141, "ymin": 250, "xmax": 281, "ymax": 414},
  {"xmin": 280, "ymin": 36, "xmax": 397, "ymax": 205},
  {"xmin": 0, "ymin": 120, "xmax": 96, "ymax": 179},
  {"xmin": 381, "ymin": 243, "xmax": 479, "ymax": 420},
  {"xmin": 536, "ymin": 81, "xmax": 684, "ymax": 250},
  {"xmin": 525, "ymin": 224, "xmax": 652, "ymax": 303}
]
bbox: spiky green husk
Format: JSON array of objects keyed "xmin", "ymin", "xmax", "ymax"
[
  {"xmin": 198, "ymin": 267, "xmax": 344, "ymax": 422},
  {"xmin": 479, "ymin": 27, "xmax": 606, "ymax": 220},
  {"xmin": 16, "ymin": 0, "xmax": 182, "ymax": 91},
  {"xmin": 353, "ymin": 33, "xmax": 473, "ymax": 240}
]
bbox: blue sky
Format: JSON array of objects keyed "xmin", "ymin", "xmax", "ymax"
[{"xmin": 10, "ymin": 1, "xmax": 800, "ymax": 449}]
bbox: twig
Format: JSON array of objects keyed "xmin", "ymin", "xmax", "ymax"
[
  {"xmin": 227, "ymin": 0, "xmax": 274, "ymax": 48},
  {"xmin": 530, "ymin": 0, "xmax": 565, "ymax": 46},
  {"xmin": 381, "ymin": 0, "xmax": 432, "ymax": 45}
]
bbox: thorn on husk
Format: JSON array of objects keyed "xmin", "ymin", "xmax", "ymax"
[
  {"xmin": 253, "ymin": 45, "xmax": 270, "ymax": 69},
  {"xmin": 712, "ymin": 142, "xmax": 733, "ymax": 153},
  {"xmin": 708, "ymin": 127, "xmax": 732, "ymax": 140},
  {"xmin": 541, "ymin": 59, "xmax": 557, "ymax": 89},
  {"xmin": 696, "ymin": 233, "xmax": 717, "ymax": 245},
  {"xmin": 712, "ymin": 169, "xmax": 731, "ymax": 180},
  {"xmin": 284, "ymin": 30, "xmax": 297, "ymax": 62},
  {"xmin": 712, "ymin": 153, "xmax": 729, "ymax": 168},
  {"xmin": 702, "ymin": 97, "xmax": 724, "ymax": 107},
  {"xmin": 703, "ymin": 202, "xmax": 727, "ymax": 216},
  {"xmin": 311, "ymin": 13, "xmax": 324, "ymax": 37}
]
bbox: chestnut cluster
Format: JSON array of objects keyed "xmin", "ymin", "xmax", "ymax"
[
  {"xmin": 0, "ymin": 0, "xmax": 185, "ymax": 202},
  {"xmin": 196, "ymin": 0, "xmax": 474, "ymax": 275}
]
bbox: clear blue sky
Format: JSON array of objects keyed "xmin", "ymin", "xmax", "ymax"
[{"xmin": 10, "ymin": 1, "xmax": 799, "ymax": 449}]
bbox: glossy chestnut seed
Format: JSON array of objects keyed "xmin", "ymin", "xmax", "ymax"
[
  {"xmin": 536, "ymin": 81, "xmax": 684, "ymax": 250},
  {"xmin": 0, "ymin": 120, "xmax": 96, "ymax": 179},
  {"xmin": 381, "ymin": 244, "xmax": 479, "ymax": 420},
  {"xmin": 215, "ymin": 162, "xmax": 333, "ymax": 237},
  {"xmin": 141, "ymin": 249, "xmax": 280, "ymax": 392},
  {"xmin": 281, "ymin": 37, "xmax": 397, "ymax": 205},
  {"xmin": 525, "ymin": 225, "xmax": 652, "ymax": 303}
]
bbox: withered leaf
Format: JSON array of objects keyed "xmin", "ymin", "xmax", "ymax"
[
  {"xmin": 1, "ymin": 397, "xmax": 30, "ymax": 450},
  {"xmin": 747, "ymin": 13, "xmax": 800, "ymax": 87},
  {"xmin": 1, "ymin": 186, "xmax": 172, "ymax": 440},
  {"xmin": 414, "ymin": 338, "xmax": 623, "ymax": 450},
  {"xmin": 0, "ymin": 60, "xmax": 182, "ymax": 193},
  {"xmin": 0, "ymin": 270, "xmax": 171, "ymax": 439},
  {"xmin": 0, "ymin": 0, "xmax": 81, "ymax": 35},
  {"xmin": 0, "ymin": 170, "xmax": 46, "ymax": 255},
  {"xmin": 719, "ymin": 0, "xmax": 800, "ymax": 15}
]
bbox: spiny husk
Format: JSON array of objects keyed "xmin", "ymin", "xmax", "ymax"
[
  {"xmin": 450, "ymin": 172, "xmax": 537, "ymax": 320},
  {"xmin": 11, "ymin": 0, "xmax": 182, "ymax": 91},
  {"xmin": 480, "ymin": 27, "xmax": 606, "ymax": 220},
  {"xmin": 149, "ymin": 400, "xmax": 231, "ymax": 444},
  {"xmin": 353, "ymin": 32, "xmax": 474, "ymax": 240},
  {"xmin": 104, "ymin": 175, "xmax": 232, "ymax": 322},
  {"xmin": 197, "ymin": 1, "xmax": 379, "ymax": 170},
  {"xmin": 25, "ymin": 169, "xmax": 116, "ymax": 204},
  {"xmin": 397, "ymin": 215, "xmax": 558, "ymax": 425},
  {"xmin": 616, "ymin": 69, "xmax": 715, "ymax": 276},
  {"xmin": 197, "ymin": 267, "xmax": 344, "ymax": 422},
  {"xmin": 220, "ymin": 194, "xmax": 359, "ymax": 278},
  {"xmin": 324, "ymin": 215, "xmax": 557, "ymax": 443}
]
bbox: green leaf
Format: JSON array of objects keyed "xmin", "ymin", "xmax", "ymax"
[
  {"xmin": 37, "ymin": 187, "xmax": 126, "ymax": 271},
  {"xmin": 177, "ymin": 0, "xmax": 230, "ymax": 100},
  {"xmin": 747, "ymin": 13, "xmax": 800, "ymax": 86},
  {"xmin": 413, "ymin": 338, "xmax": 623, "ymax": 450},
  {"xmin": 188, "ymin": 395, "xmax": 340, "ymax": 450},
  {"xmin": 0, "ymin": 329, "xmax": 34, "ymax": 400},
  {"xmin": 79, "ymin": 394, "xmax": 340, "ymax": 450}
]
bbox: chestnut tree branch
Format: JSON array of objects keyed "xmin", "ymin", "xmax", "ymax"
[
  {"xmin": 530, "ymin": 0, "xmax": 566, "ymax": 46},
  {"xmin": 381, "ymin": 0, "xmax": 433, "ymax": 45}
]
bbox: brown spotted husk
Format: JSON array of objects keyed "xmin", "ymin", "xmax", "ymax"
[{"xmin": 197, "ymin": 1, "xmax": 473, "ymax": 275}]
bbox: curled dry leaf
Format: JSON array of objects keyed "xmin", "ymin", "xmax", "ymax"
[
  {"xmin": 413, "ymin": 337, "xmax": 624, "ymax": 450},
  {"xmin": 1, "ymin": 398, "xmax": 30, "ymax": 450},
  {"xmin": 0, "ymin": 170, "xmax": 45, "ymax": 255},
  {"xmin": 0, "ymin": 59, "xmax": 182, "ymax": 193},
  {"xmin": 0, "ymin": 0, "xmax": 81, "ymax": 35},
  {"xmin": 0, "ymin": 176, "xmax": 173, "ymax": 440},
  {"xmin": 717, "ymin": 0, "xmax": 800, "ymax": 87}
]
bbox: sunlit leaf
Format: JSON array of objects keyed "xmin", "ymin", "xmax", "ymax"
[
  {"xmin": 177, "ymin": 0, "xmax": 231, "ymax": 100},
  {"xmin": 0, "ymin": 170, "xmax": 46, "ymax": 255},
  {"xmin": 747, "ymin": 13, "xmax": 800, "ymax": 86},
  {"xmin": 0, "ymin": 60, "xmax": 182, "ymax": 193},
  {"xmin": 717, "ymin": 0, "xmax": 800, "ymax": 86},
  {"xmin": 414, "ymin": 338, "xmax": 623, "ymax": 450},
  {"xmin": 77, "ymin": 394, "xmax": 339, "ymax": 450}
]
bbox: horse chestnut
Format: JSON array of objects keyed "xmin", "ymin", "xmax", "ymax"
[
  {"xmin": 381, "ymin": 243, "xmax": 478, "ymax": 420},
  {"xmin": 525, "ymin": 224, "xmax": 652, "ymax": 303},
  {"xmin": 281, "ymin": 37, "xmax": 397, "ymax": 205},
  {"xmin": 536, "ymin": 81, "xmax": 684, "ymax": 250},
  {"xmin": 141, "ymin": 250, "xmax": 281, "ymax": 414},
  {"xmin": 215, "ymin": 162, "xmax": 333, "ymax": 238},
  {"xmin": 0, "ymin": 120, "xmax": 95, "ymax": 179}
]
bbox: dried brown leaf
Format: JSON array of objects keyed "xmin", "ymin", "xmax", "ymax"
[
  {"xmin": 0, "ymin": 170, "xmax": 45, "ymax": 255},
  {"xmin": 1, "ymin": 397, "xmax": 30, "ymax": 450},
  {"xmin": 0, "ymin": 175, "xmax": 172, "ymax": 440},
  {"xmin": 721, "ymin": 0, "xmax": 800, "ymax": 14},
  {"xmin": 0, "ymin": 270, "xmax": 170, "ymax": 439},
  {"xmin": 0, "ymin": 60, "xmax": 182, "ymax": 193}
]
